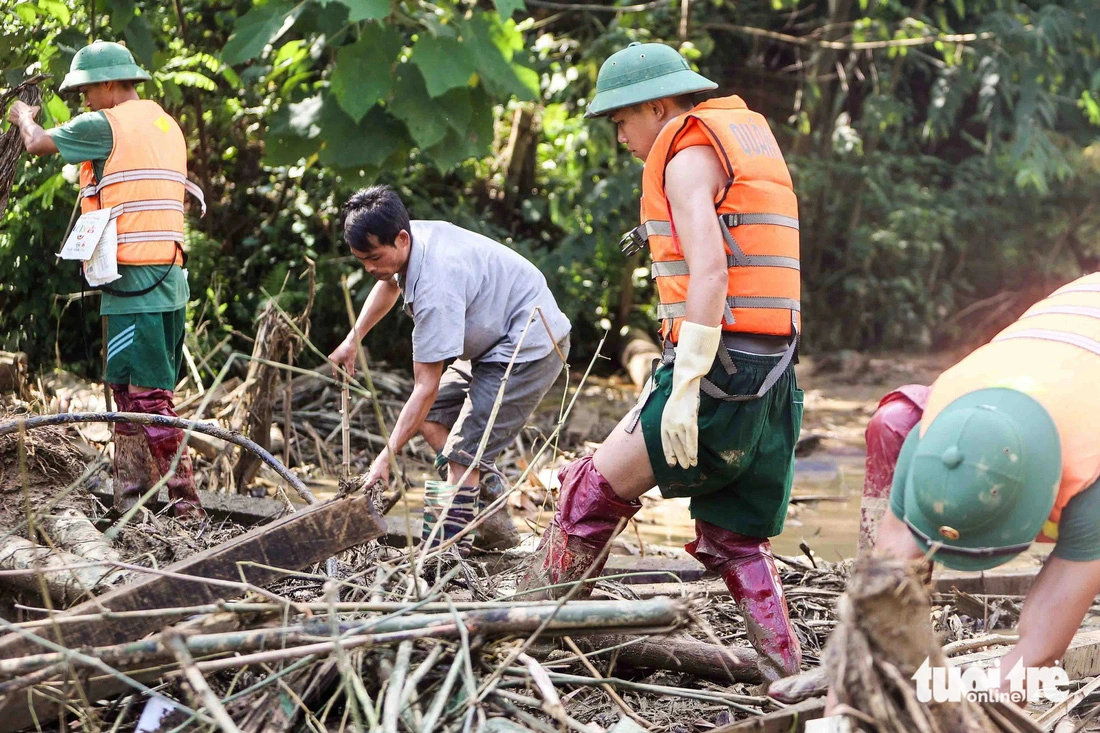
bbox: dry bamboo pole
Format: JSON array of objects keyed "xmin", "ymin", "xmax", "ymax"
[
  {"xmin": 561, "ymin": 636, "xmax": 653, "ymax": 729},
  {"xmin": 341, "ymin": 374, "xmax": 351, "ymax": 479},
  {"xmin": 165, "ymin": 630, "xmax": 242, "ymax": 733},
  {"xmin": 10, "ymin": 598, "xmax": 574, "ymax": 633},
  {"xmin": 0, "ymin": 616, "xmax": 214, "ymax": 726},
  {"xmin": 0, "ymin": 598, "xmax": 686, "ymax": 679}
]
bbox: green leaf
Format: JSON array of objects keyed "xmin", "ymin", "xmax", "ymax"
[
  {"xmin": 123, "ymin": 15, "xmax": 157, "ymax": 69},
  {"xmin": 37, "ymin": 0, "xmax": 70, "ymax": 24},
  {"xmin": 334, "ymin": 0, "xmax": 389, "ymax": 22},
  {"xmin": 45, "ymin": 93, "xmax": 70, "ymax": 125},
  {"xmin": 331, "ymin": 26, "xmax": 401, "ymax": 122},
  {"xmin": 493, "ymin": 0, "xmax": 525, "ymax": 20},
  {"xmin": 411, "ymin": 35, "xmax": 475, "ymax": 98},
  {"xmin": 388, "ymin": 64, "xmax": 449, "ymax": 148},
  {"xmin": 425, "ymin": 85, "xmax": 493, "ymax": 168},
  {"xmin": 166, "ymin": 70, "xmax": 218, "ymax": 91},
  {"xmin": 222, "ymin": 1, "xmax": 303, "ymax": 66},
  {"xmin": 108, "ymin": 0, "xmax": 135, "ymax": 33},
  {"xmin": 318, "ymin": 98, "xmax": 405, "ymax": 169},
  {"xmin": 462, "ymin": 13, "xmax": 537, "ymax": 100},
  {"xmin": 13, "ymin": 3, "xmax": 38, "ymax": 25},
  {"xmin": 264, "ymin": 98, "xmax": 324, "ymax": 166},
  {"xmin": 436, "ymin": 87, "xmax": 471, "ymax": 132}
]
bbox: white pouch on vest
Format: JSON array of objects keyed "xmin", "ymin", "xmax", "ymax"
[
  {"xmin": 83, "ymin": 218, "xmax": 121, "ymax": 287},
  {"xmin": 57, "ymin": 208, "xmax": 112, "ymax": 260}
]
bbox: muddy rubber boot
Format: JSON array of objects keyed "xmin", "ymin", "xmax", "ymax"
[
  {"xmin": 435, "ymin": 453, "xmax": 521, "ymax": 552},
  {"xmin": 514, "ymin": 456, "xmax": 640, "ymax": 600},
  {"xmin": 110, "ymin": 386, "xmax": 157, "ymax": 513},
  {"xmin": 130, "ymin": 388, "xmax": 205, "ymax": 520},
  {"xmin": 686, "ymin": 520, "xmax": 802, "ymax": 682},
  {"xmin": 112, "ymin": 430, "xmax": 158, "ymax": 512},
  {"xmin": 473, "ymin": 471, "xmax": 521, "ymax": 552}
]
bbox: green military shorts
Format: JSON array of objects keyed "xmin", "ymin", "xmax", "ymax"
[
  {"xmin": 638, "ymin": 350, "xmax": 804, "ymax": 538},
  {"xmin": 104, "ymin": 308, "xmax": 186, "ymax": 391}
]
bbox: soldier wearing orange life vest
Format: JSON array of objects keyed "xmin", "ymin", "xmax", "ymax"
[
  {"xmin": 516, "ymin": 43, "xmax": 805, "ymax": 682},
  {"xmin": 838, "ymin": 273, "xmax": 1100, "ymax": 702},
  {"xmin": 8, "ymin": 41, "xmax": 206, "ymax": 519}
]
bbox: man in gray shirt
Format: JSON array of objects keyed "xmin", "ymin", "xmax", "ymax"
[{"xmin": 329, "ymin": 185, "xmax": 571, "ymax": 550}]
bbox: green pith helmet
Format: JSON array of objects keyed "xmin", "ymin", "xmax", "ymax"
[
  {"xmin": 896, "ymin": 387, "xmax": 1062, "ymax": 572},
  {"xmin": 59, "ymin": 41, "xmax": 151, "ymax": 92},
  {"xmin": 585, "ymin": 42, "xmax": 717, "ymax": 119}
]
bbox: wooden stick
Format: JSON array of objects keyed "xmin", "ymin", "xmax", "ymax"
[
  {"xmin": 165, "ymin": 630, "xmax": 242, "ymax": 733},
  {"xmin": 563, "ymin": 635, "xmax": 656, "ymax": 728},
  {"xmin": 341, "ymin": 374, "xmax": 351, "ymax": 479}
]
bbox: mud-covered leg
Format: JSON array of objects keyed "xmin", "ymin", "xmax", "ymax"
[
  {"xmin": 110, "ymin": 385, "xmax": 157, "ymax": 513},
  {"xmin": 859, "ymin": 386, "xmax": 928, "ymax": 556},
  {"xmin": 514, "ymin": 455, "xmax": 640, "ymax": 599},
  {"xmin": 129, "ymin": 388, "xmax": 205, "ymax": 520},
  {"xmin": 687, "ymin": 519, "xmax": 802, "ymax": 682}
]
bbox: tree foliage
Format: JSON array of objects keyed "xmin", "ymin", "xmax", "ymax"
[{"xmin": 1, "ymin": 0, "xmax": 1098, "ymax": 378}]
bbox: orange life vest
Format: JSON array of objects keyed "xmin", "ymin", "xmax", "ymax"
[
  {"xmin": 922, "ymin": 273, "xmax": 1100, "ymax": 543},
  {"xmin": 78, "ymin": 99, "xmax": 205, "ymax": 267},
  {"xmin": 621, "ymin": 95, "xmax": 801, "ymax": 345}
]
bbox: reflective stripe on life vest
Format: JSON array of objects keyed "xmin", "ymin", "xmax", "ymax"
[
  {"xmin": 634, "ymin": 95, "xmax": 801, "ymax": 346},
  {"xmin": 78, "ymin": 100, "xmax": 203, "ymax": 267}
]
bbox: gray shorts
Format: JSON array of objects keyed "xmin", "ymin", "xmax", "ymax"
[{"xmin": 426, "ymin": 336, "xmax": 570, "ymax": 468}]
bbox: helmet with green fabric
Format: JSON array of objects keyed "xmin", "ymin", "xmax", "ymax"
[
  {"xmin": 585, "ymin": 42, "xmax": 717, "ymax": 119},
  {"xmin": 897, "ymin": 387, "xmax": 1062, "ymax": 571},
  {"xmin": 60, "ymin": 41, "xmax": 151, "ymax": 92}
]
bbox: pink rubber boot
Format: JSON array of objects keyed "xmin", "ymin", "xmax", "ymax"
[
  {"xmin": 515, "ymin": 456, "xmax": 640, "ymax": 600},
  {"xmin": 127, "ymin": 388, "xmax": 205, "ymax": 520},
  {"xmin": 859, "ymin": 385, "xmax": 929, "ymax": 556},
  {"xmin": 687, "ymin": 520, "xmax": 802, "ymax": 682},
  {"xmin": 110, "ymin": 386, "xmax": 158, "ymax": 513}
]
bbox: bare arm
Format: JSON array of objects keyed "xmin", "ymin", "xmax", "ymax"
[
  {"xmin": 329, "ymin": 277, "xmax": 401, "ymax": 377},
  {"xmin": 7, "ymin": 101, "xmax": 58, "ymax": 156},
  {"xmin": 363, "ymin": 359, "xmax": 444, "ymax": 486},
  {"xmin": 1000, "ymin": 555, "xmax": 1100, "ymax": 672},
  {"xmin": 351, "ymin": 277, "xmax": 402, "ymax": 340},
  {"xmin": 664, "ymin": 145, "xmax": 729, "ymax": 328}
]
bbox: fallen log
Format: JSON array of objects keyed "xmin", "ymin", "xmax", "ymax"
[
  {"xmin": 562, "ymin": 633, "xmax": 761, "ymax": 682},
  {"xmin": 0, "ymin": 536, "xmax": 128, "ymax": 604},
  {"xmin": 39, "ymin": 506, "xmax": 122, "ymax": 565}
]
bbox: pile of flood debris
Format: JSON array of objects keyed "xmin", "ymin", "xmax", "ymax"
[{"xmin": 3, "ymin": 342, "xmax": 1100, "ymax": 731}]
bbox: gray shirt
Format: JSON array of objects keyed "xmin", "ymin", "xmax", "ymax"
[{"xmin": 398, "ymin": 220, "xmax": 571, "ymax": 364}]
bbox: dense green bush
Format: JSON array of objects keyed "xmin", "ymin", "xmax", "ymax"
[{"xmin": 2, "ymin": 0, "xmax": 1098, "ymax": 379}]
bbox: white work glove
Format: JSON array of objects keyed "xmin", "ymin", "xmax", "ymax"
[{"xmin": 661, "ymin": 321, "xmax": 722, "ymax": 469}]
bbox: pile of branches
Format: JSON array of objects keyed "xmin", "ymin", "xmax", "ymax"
[{"xmin": 0, "ymin": 535, "xmax": 795, "ymax": 733}]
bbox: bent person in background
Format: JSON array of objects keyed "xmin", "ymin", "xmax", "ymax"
[
  {"xmin": 7, "ymin": 41, "xmax": 205, "ymax": 518},
  {"xmin": 852, "ymin": 272, "xmax": 1100, "ymax": 700},
  {"xmin": 329, "ymin": 185, "xmax": 571, "ymax": 551},
  {"xmin": 516, "ymin": 43, "xmax": 804, "ymax": 682}
]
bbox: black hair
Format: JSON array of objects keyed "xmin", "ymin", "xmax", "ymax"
[{"xmin": 341, "ymin": 184, "xmax": 411, "ymax": 253}]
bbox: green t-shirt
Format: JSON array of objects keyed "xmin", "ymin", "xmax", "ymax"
[
  {"xmin": 890, "ymin": 428, "xmax": 1100, "ymax": 562},
  {"xmin": 47, "ymin": 110, "xmax": 189, "ymax": 315}
]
